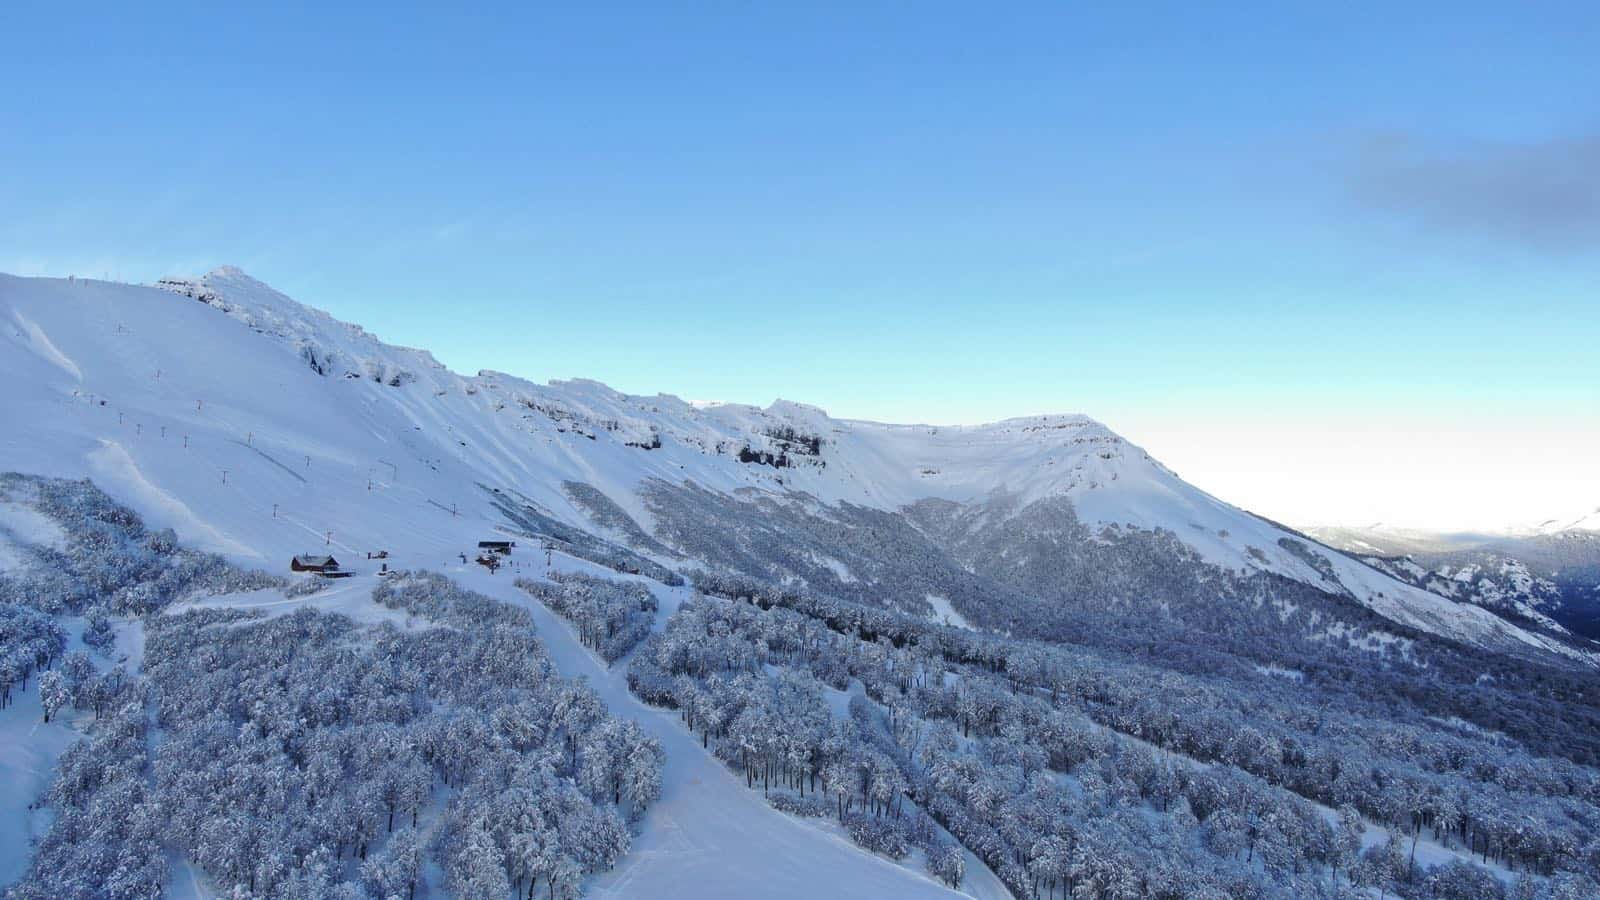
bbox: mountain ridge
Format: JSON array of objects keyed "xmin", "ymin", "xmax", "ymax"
[{"xmin": 0, "ymin": 267, "xmax": 1588, "ymax": 663}]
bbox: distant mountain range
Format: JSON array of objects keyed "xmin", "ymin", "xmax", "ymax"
[
  {"xmin": 1526, "ymin": 507, "xmax": 1600, "ymax": 536},
  {"xmin": 1304, "ymin": 520, "xmax": 1600, "ymax": 640}
]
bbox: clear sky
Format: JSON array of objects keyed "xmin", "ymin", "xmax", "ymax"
[{"xmin": 3, "ymin": 2, "xmax": 1597, "ymax": 530}]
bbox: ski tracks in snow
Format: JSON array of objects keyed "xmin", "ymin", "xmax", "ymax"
[
  {"xmin": 87, "ymin": 439, "xmax": 261, "ymax": 560},
  {"xmin": 470, "ymin": 568, "xmax": 989, "ymax": 900}
]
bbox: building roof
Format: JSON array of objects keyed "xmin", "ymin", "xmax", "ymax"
[{"xmin": 293, "ymin": 554, "xmax": 338, "ymax": 567}]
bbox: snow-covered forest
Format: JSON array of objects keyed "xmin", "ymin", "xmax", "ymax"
[
  {"xmin": 627, "ymin": 573, "xmax": 1600, "ymax": 898},
  {"xmin": 516, "ymin": 572, "xmax": 657, "ymax": 663},
  {"xmin": 2, "ymin": 479, "xmax": 660, "ymax": 898}
]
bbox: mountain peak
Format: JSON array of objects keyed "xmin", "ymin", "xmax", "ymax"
[
  {"xmin": 153, "ymin": 266, "xmax": 445, "ymax": 383},
  {"xmin": 766, "ymin": 399, "xmax": 832, "ymax": 423}
]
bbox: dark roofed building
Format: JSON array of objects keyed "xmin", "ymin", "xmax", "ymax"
[
  {"xmin": 478, "ymin": 540, "xmax": 515, "ymax": 555},
  {"xmin": 291, "ymin": 554, "xmax": 340, "ymax": 573}
]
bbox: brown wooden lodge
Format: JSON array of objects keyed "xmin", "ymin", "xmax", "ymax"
[{"xmin": 290, "ymin": 554, "xmax": 351, "ymax": 577}]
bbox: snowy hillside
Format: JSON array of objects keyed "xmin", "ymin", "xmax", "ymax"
[
  {"xmin": 1312, "ymin": 518, "xmax": 1600, "ymax": 643},
  {"xmin": 1358, "ymin": 554, "xmax": 1567, "ymax": 634},
  {"xmin": 8, "ymin": 268, "xmax": 1600, "ymax": 900},
  {"xmin": 1310, "ymin": 520, "xmax": 1600, "ymax": 643},
  {"xmin": 0, "ymin": 268, "xmax": 1581, "ymax": 662}
]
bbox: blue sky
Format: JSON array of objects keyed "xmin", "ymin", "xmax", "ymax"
[{"xmin": 3, "ymin": 2, "xmax": 1597, "ymax": 528}]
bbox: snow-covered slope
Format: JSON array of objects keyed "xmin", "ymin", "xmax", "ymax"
[
  {"xmin": 0, "ymin": 268, "xmax": 1581, "ymax": 661},
  {"xmin": 1359, "ymin": 554, "xmax": 1568, "ymax": 633},
  {"xmin": 1308, "ymin": 519, "xmax": 1600, "ymax": 642}
]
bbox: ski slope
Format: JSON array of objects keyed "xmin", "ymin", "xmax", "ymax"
[
  {"xmin": 158, "ymin": 565, "xmax": 1007, "ymax": 900},
  {"xmin": 0, "ymin": 268, "xmax": 1574, "ymax": 660},
  {"xmin": 0, "ymin": 629, "xmax": 81, "ymax": 886}
]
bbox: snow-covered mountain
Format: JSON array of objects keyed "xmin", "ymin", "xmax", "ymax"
[
  {"xmin": 1309, "ymin": 521, "xmax": 1600, "ymax": 641},
  {"xmin": 1528, "ymin": 506, "xmax": 1600, "ymax": 536},
  {"xmin": 0, "ymin": 267, "xmax": 1585, "ymax": 662},
  {"xmin": 1356, "ymin": 553, "xmax": 1568, "ymax": 633}
]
